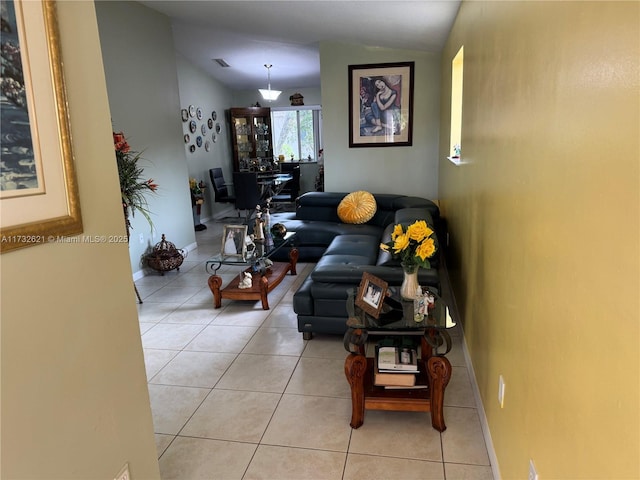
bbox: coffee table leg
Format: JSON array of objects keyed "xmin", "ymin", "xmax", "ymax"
[
  {"xmin": 427, "ymin": 355, "xmax": 452, "ymax": 432},
  {"xmin": 208, "ymin": 275, "xmax": 223, "ymax": 309},
  {"xmin": 289, "ymin": 247, "xmax": 299, "ymax": 275},
  {"xmin": 344, "ymin": 353, "xmax": 367, "ymax": 429},
  {"xmin": 259, "ymin": 275, "xmax": 270, "ymax": 310}
]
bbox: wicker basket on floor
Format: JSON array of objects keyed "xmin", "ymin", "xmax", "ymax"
[{"xmin": 145, "ymin": 234, "xmax": 186, "ymax": 275}]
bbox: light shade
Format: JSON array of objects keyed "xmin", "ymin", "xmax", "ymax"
[
  {"xmin": 258, "ymin": 88, "xmax": 282, "ymax": 101},
  {"xmin": 259, "ymin": 64, "xmax": 281, "ymax": 101}
]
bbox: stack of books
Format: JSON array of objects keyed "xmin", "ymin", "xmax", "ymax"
[{"xmin": 374, "ymin": 345, "xmax": 426, "ymax": 389}]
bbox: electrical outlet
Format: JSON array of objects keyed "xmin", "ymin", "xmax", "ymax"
[
  {"xmin": 528, "ymin": 459, "xmax": 538, "ymax": 480},
  {"xmin": 138, "ymin": 233, "xmax": 144, "ymax": 244},
  {"xmin": 114, "ymin": 463, "xmax": 130, "ymax": 480},
  {"xmin": 498, "ymin": 375, "xmax": 505, "ymax": 408}
]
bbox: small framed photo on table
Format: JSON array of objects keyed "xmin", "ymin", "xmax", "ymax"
[
  {"xmin": 221, "ymin": 225, "xmax": 248, "ymax": 260},
  {"xmin": 356, "ymin": 272, "xmax": 388, "ymax": 318}
]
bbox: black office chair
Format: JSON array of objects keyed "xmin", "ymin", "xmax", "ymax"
[
  {"xmin": 271, "ymin": 166, "xmax": 300, "ymax": 208},
  {"xmin": 232, "ymin": 171, "xmax": 262, "ymax": 224},
  {"xmin": 209, "ymin": 168, "xmax": 236, "ymax": 204}
]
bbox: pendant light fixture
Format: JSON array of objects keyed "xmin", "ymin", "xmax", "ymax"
[{"xmin": 258, "ymin": 64, "xmax": 281, "ymax": 101}]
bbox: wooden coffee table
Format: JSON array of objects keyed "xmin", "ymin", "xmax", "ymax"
[{"xmin": 206, "ymin": 233, "xmax": 298, "ymax": 310}]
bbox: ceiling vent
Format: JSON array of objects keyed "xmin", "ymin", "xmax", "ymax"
[{"xmin": 213, "ymin": 58, "xmax": 230, "ymax": 67}]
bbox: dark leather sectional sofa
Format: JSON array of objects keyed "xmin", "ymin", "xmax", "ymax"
[{"xmin": 269, "ymin": 192, "xmax": 445, "ymax": 339}]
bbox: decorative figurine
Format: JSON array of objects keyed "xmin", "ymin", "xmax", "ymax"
[
  {"xmin": 426, "ymin": 290, "xmax": 436, "ymax": 311},
  {"xmin": 289, "ymin": 92, "xmax": 304, "ymax": 106},
  {"xmin": 238, "ymin": 272, "xmax": 252, "ymax": 289},
  {"xmin": 453, "ymin": 144, "xmax": 461, "ymax": 157},
  {"xmin": 254, "ymin": 209, "xmax": 264, "ymax": 240},
  {"xmin": 263, "ymin": 207, "xmax": 274, "ymax": 249}
]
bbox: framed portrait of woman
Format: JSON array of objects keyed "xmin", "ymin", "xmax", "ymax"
[{"xmin": 348, "ymin": 62, "xmax": 414, "ymax": 148}]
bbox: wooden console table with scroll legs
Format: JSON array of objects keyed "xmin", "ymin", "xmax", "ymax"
[{"xmin": 344, "ymin": 331, "xmax": 452, "ymax": 432}]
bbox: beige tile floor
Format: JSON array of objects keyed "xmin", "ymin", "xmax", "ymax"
[{"xmin": 137, "ymin": 221, "xmax": 494, "ymax": 480}]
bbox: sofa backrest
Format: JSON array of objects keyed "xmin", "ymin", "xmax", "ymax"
[
  {"xmin": 295, "ymin": 192, "xmax": 440, "ymax": 228},
  {"xmin": 295, "ymin": 192, "xmax": 345, "ymax": 223}
]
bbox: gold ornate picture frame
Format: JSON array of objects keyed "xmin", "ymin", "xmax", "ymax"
[{"xmin": 0, "ymin": 0, "xmax": 83, "ymax": 253}]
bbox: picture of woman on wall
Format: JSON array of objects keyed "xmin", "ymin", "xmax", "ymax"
[
  {"xmin": 349, "ymin": 62, "xmax": 414, "ymax": 147},
  {"xmin": 359, "ymin": 76, "xmax": 401, "ymax": 136},
  {"xmin": 371, "ymin": 78, "xmax": 398, "ymax": 133}
]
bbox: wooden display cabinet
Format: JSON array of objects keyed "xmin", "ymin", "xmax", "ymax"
[{"xmin": 229, "ymin": 107, "xmax": 273, "ymax": 172}]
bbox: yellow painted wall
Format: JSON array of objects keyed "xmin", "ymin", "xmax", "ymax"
[
  {"xmin": 439, "ymin": 1, "xmax": 639, "ymax": 478},
  {"xmin": 0, "ymin": 2, "xmax": 160, "ymax": 478}
]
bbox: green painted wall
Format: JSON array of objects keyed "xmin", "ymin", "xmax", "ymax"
[
  {"xmin": 438, "ymin": 2, "xmax": 639, "ymax": 478},
  {"xmin": 96, "ymin": 0, "xmax": 196, "ymax": 276},
  {"xmin": 320, "ymin": 41, "xmax": 441, "ymax": 199}
]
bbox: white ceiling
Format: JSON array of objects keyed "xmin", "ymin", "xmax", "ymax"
[{"xmin": 139, "ymin": 1, "xmax": 461, "ymax": 91}]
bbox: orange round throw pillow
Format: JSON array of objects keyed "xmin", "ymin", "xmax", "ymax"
[{"xmin": 337, "ymin": 191, "xmax": 377, "ymax": 224}]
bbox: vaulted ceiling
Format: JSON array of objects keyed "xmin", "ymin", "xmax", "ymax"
[{"xmin": 139, "ymin": 1, "xmax": 461, "ymax": 91}]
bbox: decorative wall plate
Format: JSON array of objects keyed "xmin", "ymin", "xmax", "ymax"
[
  {"xmin": 189, "ymin": 120, "xmax": 197, "ymax": 133},
  {"xmin": 201, "ymin": 124, "xmax": 207, "ymax": 135},
  {"xmin": 196, "ymin": 107, "xmax": 203, "ymax": 120},
  {"xmin": 215, "ymin": 123, "xmax": 221, "ymax": 133},
  {"xmin": 196, "ymin": 136, "xmax": 202, "ymax": 147},
  {"xmin": 205, "ymin": 140, "xmax": 211, "ymax": 152},
  {"xmin": 212, "ymin": 133, "xmax": 217, "ymax": 143},
  {"xmin": 207, "ymin": 118, "xmax": 213, "ymax": 129},
  {"xmin": 188, "ymin": 105, "xmax": 195, "ymax": 117},
  {"xmin": 181, "ymin": 109, "xmax": 188, "ymax": 122},
  {"xmin": 189, "ymin": 145, "xmax": 196, "ymax": 153},
  {"xmin": 183, "ymin": 134, "xmax": 190, "ymax": 143},
  {"xmin": 212, "ymin": 111, "xmax": 217, "ymax": 121}
]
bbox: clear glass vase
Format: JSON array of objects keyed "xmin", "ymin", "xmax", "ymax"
[{"xmin": 400, "ymin": 263, "xmax": 420, "ymax": 301}]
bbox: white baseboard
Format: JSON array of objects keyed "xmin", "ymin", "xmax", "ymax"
[
  {"xmin": 461, "ymin": 333, "xmax": 501, "ymax": 479},
  {"xmin": 132, "ymin": 268, "xmax": 147, "ymax": 282},
  {"xmin": 440, "ymin": 264, "xmax": 500, "ymax": 479},
  {"xmin": 183, "ymin": 241, "xmax": 198, "ymax": 253}
]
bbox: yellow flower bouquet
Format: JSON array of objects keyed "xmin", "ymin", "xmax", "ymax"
[{"xmin": 380, "ymin": 220, "xmax": 437, "ymax": 270}]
